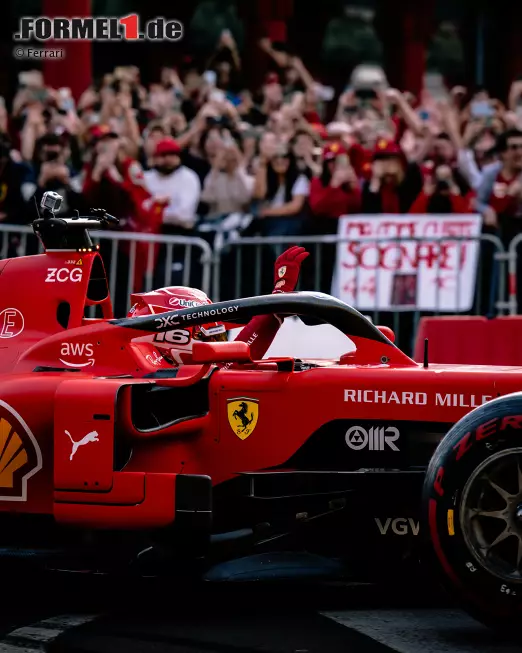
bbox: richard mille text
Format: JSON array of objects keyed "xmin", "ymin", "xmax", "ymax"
[{"xmin": 344, "ymin": 390, "xmax": 494, "ymax": 407}]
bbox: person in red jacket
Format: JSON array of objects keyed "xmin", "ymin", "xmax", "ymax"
[
  {"xmin": 409, "ymin": 163, "xmax": 475, "ymax": 214},
  {"xmin": 361, "ymin": 139, "xmax": 423, "ymax": 213},
  {"xmin": 127, "ymin": 246, "xmax": 309, "ymax": 367},
  {"xmin": 82, "ymin": 125, "xmax": 167, "ymax": 295},
  {"xmin": 309, "ymin": 142, "xmax": 362, "ymax": 222},
  {"xmin": 308, "ymin": 142, "xmax": 361, "ymax": 292}
]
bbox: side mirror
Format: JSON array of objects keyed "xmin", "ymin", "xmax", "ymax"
[
  {"xmin": 191, "ymin": 340, "xmax": 253, "ymax": 364},
  {"xmin": 377, "ymin": 326, "xmax": 395, "ymax": 342}
]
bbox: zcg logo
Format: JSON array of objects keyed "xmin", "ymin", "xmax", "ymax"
[
  {"xmin": 45, "ymin": 268, "xmax": 83, "ymax": 283},
  {"xmin": 345, "ymin": 425, "xmax": 400, "ymax": 451}
]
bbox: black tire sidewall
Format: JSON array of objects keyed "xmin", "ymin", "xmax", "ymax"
[{"xmin": 423, "ymin": 393, "xmax": 522, "ymax": 620}]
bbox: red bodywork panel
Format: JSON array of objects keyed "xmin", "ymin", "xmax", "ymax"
[
  {"xmin": 120, "ymin": 363, "xmax": 522, "ymax": 486},
  {"xmin": 1, "ymin": 245, "xmax": 522, "ymax": 533}
]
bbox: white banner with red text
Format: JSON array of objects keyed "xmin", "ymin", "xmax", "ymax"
[{"xmin": 331, "ymin": 214, "xmax": 483, "ymax": 312}]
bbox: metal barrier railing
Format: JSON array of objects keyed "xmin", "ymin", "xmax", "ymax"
[
  {"xmin": 0, "ymin": 223, "xmax": 510, "ymax": 351},
  {"xmin": 88, "ymin": 230, "xmax": 213, "ymax": 308},
  {"xmin": 0, "ymin": 223, "xmax": 35, "ymax": 259},
  {"xmin": 0, "ymin": 224, "xmax": 213, "ymax": 316},
  {"xmin": 213, "ymin": 233, "xmax": 508, "ymax": 355},
  {"xmin": 507, "ymin": 232, "xmax": 522, "ymax": 315}
]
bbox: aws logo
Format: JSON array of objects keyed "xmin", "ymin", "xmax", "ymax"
[
  {"xmin": 59, "ymin": 342, "xmax": 95, "ymax": 368},
  {"xmin": 0, "ymin": 401, "xmax": 42, "ymax": 501}
]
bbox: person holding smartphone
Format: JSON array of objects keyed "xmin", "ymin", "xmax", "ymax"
[
  {"xmin": 252, "ymin": 140, "xmax": 309, "ymax": 237},
  {"xmin": 22, "ymin": 132, "xmax": 87, "ymax": 223},
  {"xmin": 309, "ymin": 143, "xmax": 361, "ymax": 220},
  {"xmin": 307, "ymin": 143, "xmax": 361, "ymax": 291},
  {"xmin": 201, "ymin": 130, "xmax": 254, "ymax": 216},
  {"xmin": 409, "ymin": 163, "xmax": 474, "ymax": 214},
  {"xmin": 361, "ymin": 139, "xmax": 423, "ymax": 213}
]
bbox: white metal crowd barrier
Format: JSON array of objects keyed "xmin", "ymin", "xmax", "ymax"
[
  {"xmin": 212, "ymin": 232, "xmax": 508, "ymax": 353},
  {"xmin": 0, "ymin": 223, "xmax": 33, "ymax": 259},
  {"xmin": 213, "ymin": 233, "xmax": 507, "ymax": 309},
  {"xmin": 88, "ymin": 229, "xmax": 213, "ymax": 307},
  {"xmin": 0, "ymin": 224, "xmax": 213, "ymax": 314},
  {"xmin": 508, "ymin": 233, "xmax": 522, "ymax": 315},
  {"xmin": 0, "ymin": 223, "xmax": 511, "ymax": 325}
]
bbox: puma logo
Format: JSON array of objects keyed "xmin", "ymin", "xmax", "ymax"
[{"xmin": 65, "ymin": 429, "xmax": 99, "ymax": 461}]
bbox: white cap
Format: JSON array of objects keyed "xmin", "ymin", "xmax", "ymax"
[{"xmin": 326, "ymin": 122, "xmax": 353, "ymax": 135}]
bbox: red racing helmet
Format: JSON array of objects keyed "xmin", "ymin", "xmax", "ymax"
[{"xmin": 128, "ymin": 286, "xmax": 227, "ymax": 365}]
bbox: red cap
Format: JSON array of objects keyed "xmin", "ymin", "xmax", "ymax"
[
  {"xmin": 349, "ymin": 142, "xmax": 372, "ymax": 178},
  {"xmin": 309, "ymin": 123, "xmax": 328, "ymax": 140},
  {"xmin": 323, "ymin": 141, "xmax": 348, "ymax": 160},
  {"xmin": 265, "ymin": 72, "xmax": 279, "ymax": 85},
  {"xmin": 421, "ymin": 160, "xmax": 435, "ymax": 178},
  {"xmin": 155, "ymin": 137, "xmax": 181, "ymax": 156},
  {"xmin": 373, "ymin": 138, "xmax": 402, "ymax": 158},
  {"xmin": 90, "ymin": 124, "xmax": 118, "ymax": 140},
  {"xmin": 303, "ymin": 110, "xmax": 321, "ymax": 124}
]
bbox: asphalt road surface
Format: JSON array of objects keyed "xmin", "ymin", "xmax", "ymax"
[{"xmin": 1, "ymin": 576, "xmax": 521, "ymax": 653}]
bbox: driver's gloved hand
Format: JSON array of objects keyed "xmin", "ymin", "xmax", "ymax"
[
  {"xmin": 272, "ymin": 246, "xmax": 310, "ymax": 293},
  {"xmin": 231, "ymin": 247, "xmax": 309, "ymax": 364}
]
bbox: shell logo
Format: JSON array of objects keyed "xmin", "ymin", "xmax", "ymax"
[{"xmin": 0, "ymin": 401, "xmax": 42, "ymax": 501}]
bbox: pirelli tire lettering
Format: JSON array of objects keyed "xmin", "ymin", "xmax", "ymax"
[{"xmin": 423, "ymin": 394, "xmax": 522, "ymax": 632}]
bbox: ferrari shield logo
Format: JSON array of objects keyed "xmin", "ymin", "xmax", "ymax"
[
  {"xmin": 227, "ymin": 398, "xmax": 259, "ymax": 440},
  {"xmin": 277, "ymin": 266, "xmax": 286, "ymax": 278}
]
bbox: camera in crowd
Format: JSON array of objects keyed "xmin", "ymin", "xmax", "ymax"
[
  {"xmin": 350, "ymin": 64, "xmax": 388, "ymax": 104},
  {"xmin": 206, "ymin": 115, "xmax": 233, "ymax": 128}
]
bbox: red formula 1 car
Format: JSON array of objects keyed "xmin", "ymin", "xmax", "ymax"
[{"xmin": 2, "ymin": 197, "xmax": 522, "ymax": 633}]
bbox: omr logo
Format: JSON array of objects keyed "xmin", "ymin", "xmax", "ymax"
[{"xmin": 345, "ymin": 425, "xmax": 400, "ymax": 451}]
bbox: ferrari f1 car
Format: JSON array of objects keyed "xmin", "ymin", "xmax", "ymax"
[{"xmin": 2, "ymin": 195, "xmax": 522, "ymax": 632}]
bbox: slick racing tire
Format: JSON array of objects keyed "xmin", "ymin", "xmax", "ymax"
[{"xmin": 423, "ymin": 393, "xmax": 522, "ymax": 634}]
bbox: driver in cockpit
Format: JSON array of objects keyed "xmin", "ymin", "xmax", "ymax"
[{"xmin": 127, "ymin": 246, "xmax": 309, "ymax": 367}]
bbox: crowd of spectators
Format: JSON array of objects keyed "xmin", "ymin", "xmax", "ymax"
[{"xmin": 2, "ymin": 31, "xmax": 522, "ymax": 311}]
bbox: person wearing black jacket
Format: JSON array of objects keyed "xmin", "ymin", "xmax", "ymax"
[
  {"xmin": 0, "ymin": 136, "xmax": 34, "ymax": 257},
  {"xmin": 361, "ymin": 139, "xmax": 423, "ymax": 213}
]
